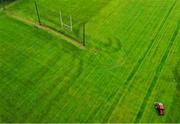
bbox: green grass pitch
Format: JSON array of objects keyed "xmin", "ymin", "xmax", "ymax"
[{"xmin": 0, "ymin": 0, "xmax": 180, "ymax": 123}]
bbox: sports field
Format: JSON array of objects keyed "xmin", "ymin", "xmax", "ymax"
[{"xmin": 0, "ymin": 0, "xmax": 180, "ymax": 123}]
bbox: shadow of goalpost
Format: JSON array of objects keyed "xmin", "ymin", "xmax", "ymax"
[{"xmin": 34, "ymin": 0, "xmax": 86, "ymax": 47}]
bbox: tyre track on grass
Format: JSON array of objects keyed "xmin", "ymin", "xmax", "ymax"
[
  {"xmin": 134, "ymin": 20, "xmax": 179, "ymax": 123},
  {"xmin": 103, "ymin": 1, "xmax": 177, "ymax": 122},
  {"xmin": 27, "ymin": 54, "xmax": 80, "ymax": 121},
  {"xmin": 18, "ymin": 52, "xmax": 65, "ymax": 121},
  {"xmin": 93, "ymin": 3, "xmax": 164, "ymax": 122},
  {"xmin": 39, "ymin": 59, "xmax": 84, "ymax": 122},
  {"xmin": 89, "ymin": 11, "xmax": 158, "ymax": 120}
]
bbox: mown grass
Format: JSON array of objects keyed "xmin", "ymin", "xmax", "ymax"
[
  {"xmin": 0, "ymin": 13, "xmax": 126, "ymax": 122},
  {"xmin": 0, "ymin": 0, "xmax": 180, "ymax": 122},
  {"xmin": 6, "ymin": 0, "xmax": 110, "ymax": 41}
]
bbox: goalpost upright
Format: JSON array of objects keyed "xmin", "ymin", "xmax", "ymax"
[
  {"xmin": 83, "ymin": 23, "xmax": 86, "ymax": 46},
  {"xmin": 34, "ymin": 1, "xmax": 41, "ymax": 25}
]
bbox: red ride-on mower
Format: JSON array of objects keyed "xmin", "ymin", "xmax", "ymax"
[{"xmin": 154, "ymin": 102, "xmax": 164, "ymax": 116}]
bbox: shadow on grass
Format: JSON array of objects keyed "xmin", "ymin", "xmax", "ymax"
[{"xmin": 0, "ymin": 0, "xmax": 15, "ymax": 9}]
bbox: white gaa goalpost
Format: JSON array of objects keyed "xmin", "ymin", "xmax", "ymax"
[{"xmin": 59, "ymin": 11, "xmax": 73, "ymax": 32}]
